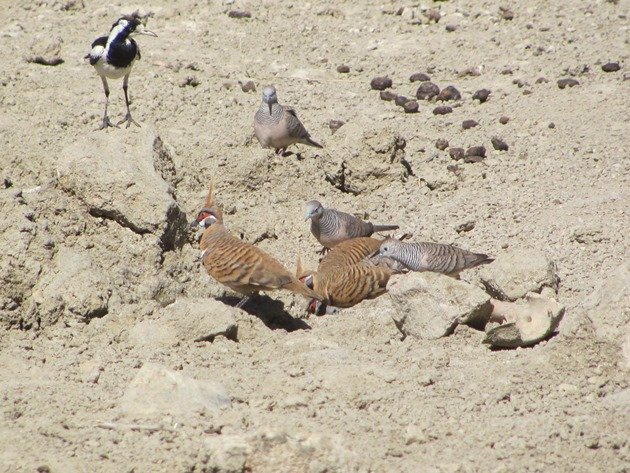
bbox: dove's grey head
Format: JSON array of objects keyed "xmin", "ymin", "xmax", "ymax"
[
  {"xmin": 378, "ymin": 238, "xmax": 402, "ymax": 258},
  {"xmin": 304, "ymin": 200, "xmax": 324, "ymax": 221},
  {"xmin": 261, "ymin": 85, "xmax": 278, "ymax": 113}
]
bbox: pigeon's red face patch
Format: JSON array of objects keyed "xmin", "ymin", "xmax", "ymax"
[{"xmin": 307, "ymin": 299, "xmax": 318, "ymax": 313}]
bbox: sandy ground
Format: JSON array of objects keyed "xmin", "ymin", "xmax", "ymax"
[{"xmin": 0, "ymin": 0, "xmax": 629, "ymax": 471}]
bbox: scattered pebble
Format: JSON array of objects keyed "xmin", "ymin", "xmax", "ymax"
[
  {"xmin": 416, "ymin": 82, "xmax": 440, "ymax": 100},
  {"xmin": 512, "ymin": 78, "xmax": 525, "ymax": 88},
  {"xmin": 445, "ymin": 24, "xmax": 458, "ymax": 32},
  {"xmin": 464, "ymin": 155, "xmax": 485, "ymax": 163},
  {"xmin": 522, "ymin": 89, "xmax": 532, "ymax": 95},
  {"xmin": 557, "ymin": 78, "xmax": 579, "ymax": 89},
  {"xmin": 462, "ymin": 120, "xmax": 479, "ymax": 130},
  {"xmin": 239, "ymin": 80, "xmax": 256, "ymax": 92},
  {"xmin": 499, "ymin": 116, "xmax": 510, "ymax": 124},
  {"xmin": 472, "ymin": 89, "xmax": 491, "ymax": 103},
  {"xmin": 409, "ymin": 72, "xmax": 431, "ymax": 83},
  {"xmin": 491, "ymin": 137, "xmax": 509, "ymax": 151},
  {"xmin": 380, "ymin": 90, "xmax": 397, "ymax": 101},
  {"xmin": 458, "ymin": 66, "xmax": 483, "ymax": 77},
  {"xmin": 499, "ymin": 6, "xmax": 514, "ymax": 20},
  {"xmin": 395, "ymin": 95, "xmax": 410, "ymax": 106},
  {"xmin": 329, "ymin": 120, "xmax": 345, "ymax": 134},
  {"xmin": 535, "ymin": 77, "xmax": 549, "ymax": 84},
  {"xmin": 403, "ymin": 100, "xmax": 419, "ymax": 113},
  {"xmin": 180, "ymin": 76, "xmax": 200, "ymax": 87},
  {"xmin": 601, "ymin": 61, "xmax": 621, "ymax": 72},
  {"xmin": 465, "ymin": 146, "xmax": 486, "ymax": 162},
  {"xmin": 548, "ymin": 122, "xmax": 556, "ymax": 129},
  {"xmin": 370, "ymin": 76, "xmax": 393, "ymax": 90},
  {"xmin": 228, "ymin": 10, "xmax": 251, "ymax": 18},
  {"xmin": 25, "ymin": 55, "xmax": 64, "ymax": 66},
  {"xmin": 449, "ymin": 147, "xmax": 465, "ymax": 160},
  {"xmin": 424, "ymin": 9, "xmax": 441, "ymax": 23},
  {"xmin": 435, "ymin": 139, "xmax": 449, "ymax": 151},
  {"xmin": 433, "ymin": 105, "xmax": 453, "ymax": 115},
  {"xmin": 337, "ymin": 64, "xmax": 350, "ymax": 73},
  {"xmin": 456, "ymin": 220, "xmax": 475, "ymax": 233},
  {"xmin": 437, "ymin": 85, "xmax": 461, "ymax": 101}
]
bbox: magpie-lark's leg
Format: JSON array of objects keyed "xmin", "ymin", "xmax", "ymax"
[
  {"xmin": 98, "ymin": 76, "xmax": 117, "ymax": 130},
  {"xmin": 117, "ymin": 73, "xmax": 140, "ymax": 128}
]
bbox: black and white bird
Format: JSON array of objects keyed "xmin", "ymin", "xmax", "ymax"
[{"xmin": 86, "ymin": 13, "xmax": 157, "ymax": 130}]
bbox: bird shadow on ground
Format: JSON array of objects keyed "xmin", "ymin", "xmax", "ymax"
[{"xmin": 218, "ymin": 295, "xmax": 311, "ymax": 332}]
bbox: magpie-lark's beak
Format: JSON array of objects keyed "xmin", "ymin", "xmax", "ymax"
[
  {"xmin": 268, "ymin": 103, "xmax": 272, "ymax": 114},
  {"xmin": 136, "ymin": 25, "xmax": 158, "ymax": 37}
]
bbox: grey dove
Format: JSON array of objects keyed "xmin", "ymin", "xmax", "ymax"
[
  {"xmin": 304, "ymin": 200, "xmax": 399, "ymax": 250},
  {"xmin": 254, "ymin": 85, "xmax": 323, "ymax": 155},
  {"xmin": 378, "ymin": 238, "xmax": 494, "ymax": 278}
]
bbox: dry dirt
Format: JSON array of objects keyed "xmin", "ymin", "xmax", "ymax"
[{"xmin": 1, "ymin": 0, "xmax": 629, "ymax": 472}]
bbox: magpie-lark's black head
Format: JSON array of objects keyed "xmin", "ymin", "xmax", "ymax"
[{"xmin": 109, "ymin": 14, "xmax": 157, "ymax": 41}]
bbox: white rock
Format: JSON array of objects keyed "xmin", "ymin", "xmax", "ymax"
[
  {"xmin": 58, "ymin": 129, "xmax": 187, "ymax": 250},
  {"xmin": 384, "ymin": 272, "xmax": 492, "ymax": 339},
  {"xmin": 121, "ymin": 363, "xmax": 231, "ymax": 419},
  {"xmin": 478, "ymin": 249, "xmax": 559, "ymax": 301},
  {"xmin": 483, "ymin": 293, "xmax": 565, "ymax": 348},
  {"xmin": 157, "ymin": 298, "xmax": 239, "ymax": 342},
  {"xmin": 31, "ymin": 247, "xmax": 111, "ymax": 325}
]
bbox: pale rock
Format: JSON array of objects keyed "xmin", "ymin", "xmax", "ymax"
[
  {"xmin": 127, "ymin": 319, "xmax": 176, "ymax": 347},
  {"xmin": 156, "ymin": 298, "xmax": 239, "ymax": 342},
  {"xmin": 384, "ymin": 272, "xmax": 492, "ymax": 339},
  {"xmin": 121, "ymin": 363, "xmax": 231, "ymax": 419},
  {"xmin": 478, "ymin": 249, "xmax": 559, "ymax": 301},
  {"xmin": 30, "ymin": 247, "xmax": 111, "ymax": 325},
  {"xmin": 58, "ymin": 129, "xmax": 187, "ymax": 251},
  {"xmin": 484, "ymin": 293, "xmax": 565, "ymax": 348},
  {"xmin": 581, "ymin": 263, "xmax": 629, "ymax": 369},
  {"xmin": 203, "ymin": 435, "xmax": 252, "ymax": 473}
]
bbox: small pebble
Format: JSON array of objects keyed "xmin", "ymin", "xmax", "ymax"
[
  {"xmin": 424, "ymin": 9, "xmax": 441, "ymax": 22},
  {"xmin": 499, "ymin": 6, "xmax": 514, "ymax": 20},
  {"xmin": 445, "ymin": 24, "xmax": 458, "ymax": 32},
  {"xmin": 466, "ymin": 146, "xmax": 486, "ymax": 158},
  {"xmin": 409, "ymin": 72, "xmax": 431, "ymax": 83},
  {"xmin": 370, "ymin": 76, "xmax": 393, "ymax": 90},
  {"xmin": 472, "ymin": 89, "xmax": 491, "ymax": 103},
  {"xmin": 491, "ymin": 137, "xmax": 509, "ymax": 151},
  {"xmin": 464, "ymin": 154, "xmax": 485, "ymax": 163},
  {"xmin": 548, "ymin": 122, "xmax": 555, "ymax": 129},
  {"xmin": 601, "ymin": 62, "xmax": 621, "ymax": 72},
  {"xmin": 557, "ymin": 78, "xmax": 579, "ymax": 89},
  {"xmin": 462, "ymin": 119, "xmax": 479, "ymax": 130},
  {"xmin": 535, "ymin": 77, "xmax": 549, "ymax": 84},
  {"xmin": 416, "ymin": 82, "xmax": 440, "ymax": 100},
  {"xmin": 446, "ymin": 164, "xmax": 462, "ymax": 175},
  {"xmin": 337, "ymin": 64, "xmax": 350, "ymax": 73},
  {"xmin": 380, "ymin": 90, "xmax": 398, "ymax": 101},
  {"xmin": 437, "ymin": 85, "xmax": 461, "ymax": 101},
  {"xmin": 513, "ymin": 78, "xmax": 525, "ymax": 88},
  {"xmin": 180, "ymin": 76, "xmax": 200, "ymax": 87},
  {"xmin": 329, "ymin": 120, "xmax": 345, "ymax": 134},
  {"xmin": 228, "ymin": 10, "xmax": 251, "ymax": 18},
  {"xmin": 522, "ymin": 89, "xmax": 532, "ymax": 95},
  {"xmin": 433, "ymin": 106, "xmax": 453, "ymax": 115},
  {"xmin": 395, "ymin": 95, "xmax": 410, "ymax": 106},
  {"xmin": 499, "ymin": 116, "xmax": 510, "ymax": 124},
  {"xmin": 449, "ymin": 148, "xmax": 465, "ymax": 160},
  {"xmin": 239, "ymin": 80, "xmax": 256, "ymax": 92},
  {"xmin": 435, "ymin": 139, "xmax": 449, "ymax": 151},
  {"xmin": 403, "ymin": 100, "xmax": 419, "ymax": 113}
]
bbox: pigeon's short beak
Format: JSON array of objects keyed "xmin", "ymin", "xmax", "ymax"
[
  {"xmin": 136, "ymin": 25, "xmax": 158, "ymax": 37},
  {"xmin": 268, "ymin": 103, "xmax": 272, "ymax": 114},
  {"xmin": 189, "ymin": 219, "xmax": 199, "ymax": 228},
  {"xmin": 305, "ymin": 215, "xmax": 311, "ymax": 222}
]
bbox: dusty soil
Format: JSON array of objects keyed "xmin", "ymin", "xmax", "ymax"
[{"xmin": 0, "ymin": 0, "xmax": 628, "ymax": 472}]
